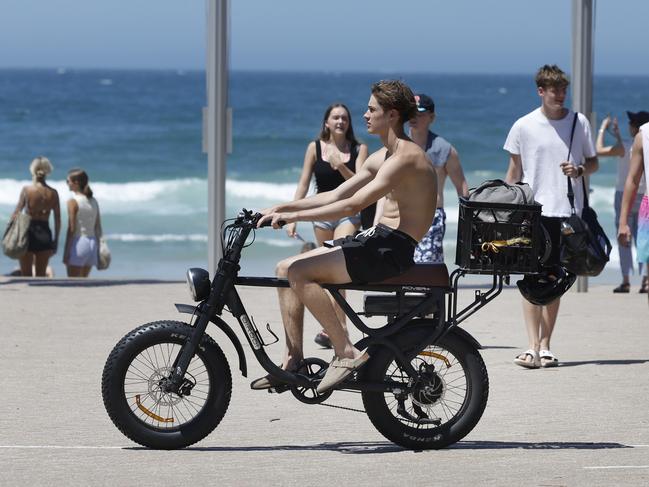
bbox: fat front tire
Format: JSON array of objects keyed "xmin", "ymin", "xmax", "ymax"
[
  {"xmin": 102, "ymin": 320, "xmax": 232, "ymax": 449},
  {"xmin": 362, "ymin": 332, "xmax": 488, "ymax": 450}
]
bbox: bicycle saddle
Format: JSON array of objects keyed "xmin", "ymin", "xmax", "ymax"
[{"xmin": 374, "ymin": 263, "xmax": 450, "ymax": 288}]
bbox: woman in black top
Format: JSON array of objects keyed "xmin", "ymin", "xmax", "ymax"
[{"xmin": 285, "ymin": 103, "xmax": 369, "ymax": 348}]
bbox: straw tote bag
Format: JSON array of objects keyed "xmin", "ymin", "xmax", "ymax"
[
  {"xmin": 2, "ymin": 191, "xmax": 31, "ymax": 259},
  {"xmin": 97, "ymin": 238, "xmax": 111, "ymax": 270}
]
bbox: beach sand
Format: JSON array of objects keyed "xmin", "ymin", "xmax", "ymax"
[{"xmin": 1, "ymin": 277, "xmax": 648, "ymax": 486}]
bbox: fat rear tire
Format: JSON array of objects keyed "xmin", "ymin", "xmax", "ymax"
[{"xmin": 362, "ymin": 332, "xmax": 488, "ymax": 450}]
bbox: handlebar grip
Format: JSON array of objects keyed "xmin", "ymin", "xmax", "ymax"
[{"xmin": 258, "ymin": 219, "xmax": 287, "ymax": 228}]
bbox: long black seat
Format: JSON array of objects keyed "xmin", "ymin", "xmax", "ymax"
[
  {"xmin": 362, "ymin": 264, "xmax": 449, "ymax": 318},
  {"xmin": 373, "ymin": 263, "xmax": 450, "ymax": 289}
]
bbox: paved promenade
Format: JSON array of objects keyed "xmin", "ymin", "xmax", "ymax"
[{"xmin": 1, "ymin": 277, "xmax": 648, "ymax": 486}]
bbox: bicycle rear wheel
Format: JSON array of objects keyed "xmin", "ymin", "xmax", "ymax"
[{"xmin": 362, "ymin": 332, "xmax": 488, "ymax": 449}]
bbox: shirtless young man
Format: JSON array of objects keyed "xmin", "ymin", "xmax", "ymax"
[{"xmin": 255, "ymin": 80, "xmax": 437, "ymax": 392}]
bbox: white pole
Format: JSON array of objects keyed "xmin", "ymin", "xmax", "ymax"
[
  {"xmin": 206, "ymin": 0, "xmax": 230, "ymax": 273},
  {"xmin": 571, "ymin": 0, "xmax": 595, "ymax": 292}
]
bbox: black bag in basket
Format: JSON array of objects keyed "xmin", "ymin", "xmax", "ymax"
[
  {"xmin": 559, "ymin": 113, "xmax": 611, "ymax": 276},
  {"xmin": 560, "ymin": 196, "xmax": 611, "ymax": 277}
]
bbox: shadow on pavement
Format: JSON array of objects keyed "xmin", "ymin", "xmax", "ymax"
[
  {"xmin": 558, "ymin": 359, "xmax": 649, "ymax": 367},
  {"xmin": 129, "ymin": 441, "xmax": 404, "ymax": 454},
  {"xmin": 450, "ymin": 440, "xmax": 631, "ymax": 450},
  {"xmin": 128, "ymin": 439, "xmax": 632, "ymax": 453}
]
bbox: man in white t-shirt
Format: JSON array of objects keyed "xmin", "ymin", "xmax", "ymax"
[
  {"xmin": 503, "ymin": 64, "xmax": 598, "ymax": 368},
  {"xmin": 618, "ymin": 121, "xmax": 649, "ymax": 306}
]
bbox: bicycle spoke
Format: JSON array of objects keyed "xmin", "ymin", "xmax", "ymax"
[{"xmin": 123, "ymin": 341, "xmax": 211, "ymax": 430}]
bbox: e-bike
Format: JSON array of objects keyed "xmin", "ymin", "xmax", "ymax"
[{"xmin": 102, "ymin": 201, "xmax": 541, "ymax": 450}]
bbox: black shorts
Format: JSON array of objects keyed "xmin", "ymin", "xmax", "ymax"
[
  {"xmin": 326, "ymin": 224, "xmax": 417, "ymax": 284},
  {"xmin": 27, "ymin": 220, "xmax": 54, "ymax": 252},
  {"xmin": 541, "ymin": 216, "xmax": 562, "ymax": 266}
]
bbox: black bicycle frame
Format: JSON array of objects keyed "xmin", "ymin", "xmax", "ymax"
[{"xmin": 168, "ymin": 214, "xmax": 506, "ymax": 394}]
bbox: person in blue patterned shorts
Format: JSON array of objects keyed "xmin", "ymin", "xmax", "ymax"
[{"xmin": 409, "ymin": 93, "xmax": 468, "ymax": 263}]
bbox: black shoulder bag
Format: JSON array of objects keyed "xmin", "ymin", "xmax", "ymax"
[{"xmin": 559, "ymin": 113, "xmax": 612, "ymax": 276}]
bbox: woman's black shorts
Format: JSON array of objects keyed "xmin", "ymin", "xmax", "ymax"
[
  {"xmin": 325, "ymin": 223, "xmax": 417, "ymax": 284},
  {"xmin": 27, "ymin": 220, "xmax": 55, "ymax": 252}
]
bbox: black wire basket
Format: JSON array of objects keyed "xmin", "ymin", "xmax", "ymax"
[{"xmin": 455, "ymin": 197, "xmax": 542, "ymax": 274}]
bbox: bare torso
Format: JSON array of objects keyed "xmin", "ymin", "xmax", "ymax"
[
  {"xmin": 23, "ymin": 184, "xmax": 59, "ymax": 221},
  {"xmin": 370, "ymin": 140, "xmax": 437, "ymax": 241}
]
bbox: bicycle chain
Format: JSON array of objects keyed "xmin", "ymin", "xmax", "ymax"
[{"xmin": 318, "ymin": 402, "xmax": 365, "ymax": 414}]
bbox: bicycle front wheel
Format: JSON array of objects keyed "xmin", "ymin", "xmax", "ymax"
[{"xmin": 102, "ymin": 320, "xmax": 232, "ymax": 449}]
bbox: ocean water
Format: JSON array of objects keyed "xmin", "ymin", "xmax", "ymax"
[{"xmin": 1, "ymin": 69, "xmax": 648, "ymax": 284}]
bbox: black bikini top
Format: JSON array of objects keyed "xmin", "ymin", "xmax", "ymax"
[{"xmin": 313, "ymin": 140, "xmax": 358, "ymax": 193}]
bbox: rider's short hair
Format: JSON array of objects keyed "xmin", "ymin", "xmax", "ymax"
[
  {"xmin": 371, "ymin": 80, "xmax": 418, "ymax": 125},
  {"xmin": 535, "ymin": 64, "xmax": 569, "ymax": 89}
]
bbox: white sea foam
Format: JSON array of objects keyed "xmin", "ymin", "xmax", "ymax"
[
  {"xmin": 106, "ymin": 233, "xmax": 208, "ymax": 243},
  {"xmin": 105, "ymin": 233, "xmax": 299, "ymax": 249},
  {"xmin": 226, "ymin": 180, "xmax": 297, "ymax": 201},
  {"xmin": 0, "ymin": 177, "xmax": 620, "ymax": 228},
  {"xmin": 0, "ymin": 177, "xmax": 297, "ymax": 215}
]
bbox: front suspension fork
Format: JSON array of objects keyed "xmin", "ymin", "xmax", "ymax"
[{"xmin": 165, "ymin": 265, "xmax": 234, "ymax": 392}]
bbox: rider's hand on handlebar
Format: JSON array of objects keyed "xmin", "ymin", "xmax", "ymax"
[
  {"xmin": 257, "ymin": 211, "xmax": 295, "ymax": 228},
  {"xmin": 258, "ymin": 205, "xmax": 278, "ymax": 216}
]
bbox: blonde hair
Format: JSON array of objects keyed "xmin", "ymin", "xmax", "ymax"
[{"xmin": 30, "ymin": 156, "xmax": 53, "ymax": 182}]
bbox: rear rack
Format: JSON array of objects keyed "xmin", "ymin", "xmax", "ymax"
[{"xmin": 447, "ymin": 268, "xmax": 508, "ymax": 328}]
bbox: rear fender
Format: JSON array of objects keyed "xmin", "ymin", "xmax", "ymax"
[{"xmin": 175, "ymin": 303, "xmax": 248, "ymax": 377}]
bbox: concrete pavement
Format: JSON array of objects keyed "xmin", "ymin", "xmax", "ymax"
[{"xmin": 1, "ymin": 277, "xmax": 648, "ymax": 486}]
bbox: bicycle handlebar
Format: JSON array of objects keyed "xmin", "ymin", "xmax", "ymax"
[
  {"xmin": 258, "ymin": 218, "xmax": 287, "ymax": 228},
  {"xmin": 233, "ymin": 209, "xmax": 285, "ymax": 228}
]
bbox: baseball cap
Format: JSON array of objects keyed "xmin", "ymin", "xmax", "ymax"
[
  {"xmin": 626, "ymin": 110, "xmax": 649, "ymax": 128},
  {"xmin": 415, "ymin": 93, "xmax": 435, "ymax": 113}
]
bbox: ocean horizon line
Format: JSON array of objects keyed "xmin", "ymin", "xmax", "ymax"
[{"xmin": 1, "ymin": 67, "xmax": 649, "ymax": 78}]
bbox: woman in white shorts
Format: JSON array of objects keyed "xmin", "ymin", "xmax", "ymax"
[
  {"xmin": 285, "ymin": 103, "xmax": 368, "ymax": 348},
  {"xmin": 63, "ymin": 168, "xmax": 103, "ymax": 277}
]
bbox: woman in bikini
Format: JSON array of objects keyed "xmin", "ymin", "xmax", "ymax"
[
  {"xmin": 284, "ymin": 103, "xmax": 368, "ymax": 348},
  {"xmin": 11, "ymin": 156, "xmax": 61, "ymax": 277}
]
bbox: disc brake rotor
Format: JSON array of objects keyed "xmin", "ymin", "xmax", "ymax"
[{"xmin": 145, "ymin": 367, "xmax": 182, "ymax": 406}]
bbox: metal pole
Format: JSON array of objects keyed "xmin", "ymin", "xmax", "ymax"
[
  {"xmin": 571, "ymin": 0, "xmax": 594, "ymax": 292},
  {"xmin": 206, "ymin": 0, "xmax": 230, "ymax": 272}
]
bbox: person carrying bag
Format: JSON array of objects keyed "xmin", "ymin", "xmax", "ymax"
[{"xmin": 560, "ymin": 113, "xmax": 612, "ymax": 276}]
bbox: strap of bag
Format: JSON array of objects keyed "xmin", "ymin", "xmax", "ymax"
[
  {"xmin": 565, "ymin": 113, "xmax": 579, "ymax": 213},
  {"xmin": 314, "ymin": 139, "xmax": 322, "ymax": 160}
]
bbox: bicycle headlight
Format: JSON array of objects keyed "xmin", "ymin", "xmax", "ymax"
[{"xmin": 186, "ymin": 268, "xmax": 210, "ymax": 302}]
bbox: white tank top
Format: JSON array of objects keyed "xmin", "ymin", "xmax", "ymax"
[{"xmin": 72, "ymin": 193, "xmax": 99, "ymax": 238}]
